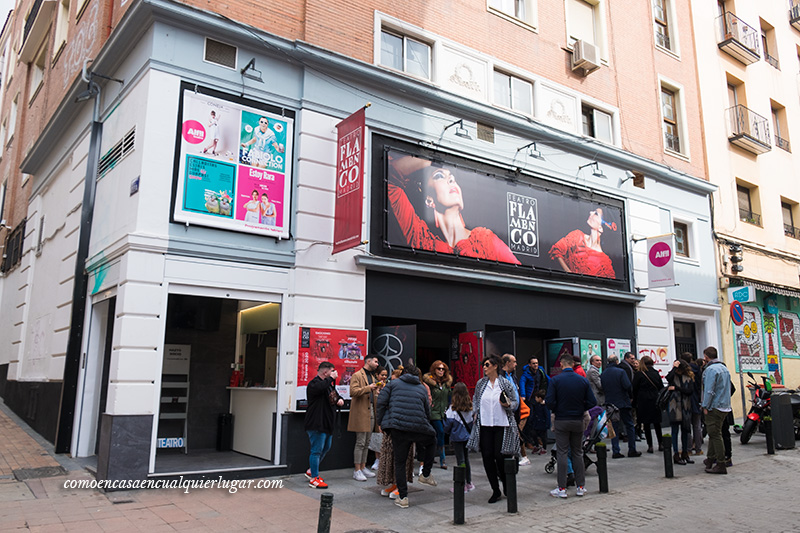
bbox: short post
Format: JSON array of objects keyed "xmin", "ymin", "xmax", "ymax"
[
  {"xmin": 662, "ymin": 434, "xmax": 673, "ymax": 479},
  {"xmin": 504, "ymin": 458, "xmax": 517, "ymax": 514},
  {"xmin": 595, "ymin": 442, "xmax": 608, "ymax": 493},
  {"xmin": 764, "ymin": 417, "xmax": 775, "ymax": 455},
  {"xmin": 453, "ymin": 464, "xmax": 465, "ymax": 525},
  {"xmin": 317, "ymin": 492, "xmax": 333, "ymax": 533}
]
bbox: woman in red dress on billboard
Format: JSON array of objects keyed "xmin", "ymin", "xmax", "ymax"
[
  {"xmin": 388, "ymin": 154, "xmax": 520, "ymax": 264},
  {"xmin": 549, "ymin": 207, "xmax": 616, "ymax": 279}
]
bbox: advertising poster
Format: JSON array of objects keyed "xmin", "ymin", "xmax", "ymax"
[
  {"xmin": 606, "ymin": 338, "xmax": 631, "ymax": 362},
  {"xmin": 371, "ymin": 325, "xmax": 417, "ymax": 373},
  {"xmin": 647, "ymin": 234, "xmax": 675, "ymax": 288},
  {"xmin": 546, "ymin": 338, "xmax": 578, "ymax": 377},
  {"xmin": 295, "ymin": 327, "xmax": 368, "ymax": 407},
  {"xmin": 452, "ymin": 331, "xmax": 484, "ymax": 394},
  {"xmin": 580, "ymin": 339, "xmax": 602, "ymax": 371},
  {"xmin": 333, "ymin": 108, "xmax": 366, "ymax": 254},
  {"xmin": 779, "ymin": 311, "xmax": 800, "ymax": 357},
  {"xmin": 734, "ymin": 306, "xmax": 767, "ymax": 373},
  {"xmin": 174, "ymin": 87, "xmax": 293, "ymax": 238},
  {"xmin": 638, "ymin": 345, "xmax": 670, "ymax": 380},
  {"xmin": 384, "ymin": 148, "xmax": 626, "ymax": 282}
]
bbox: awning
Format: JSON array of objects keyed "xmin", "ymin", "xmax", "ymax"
[{"xmin": 731, "ymin": 279, "xmax": 800, "ymax": 299}]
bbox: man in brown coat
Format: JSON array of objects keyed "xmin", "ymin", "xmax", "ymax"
[{"xmin": 349, "ymin": 354, "xmax": 379, "ymax": 481}]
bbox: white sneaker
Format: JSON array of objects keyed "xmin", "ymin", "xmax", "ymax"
[
  {"xmin": 360, "ymin": 468, "xmax": 376, "ymax": 478},
  {"xmin": 389, "ymin": 490, "xmax": 399, "ymax": 499},
  {"xmin": 518, "ymin": 457, "xmax": 531, "ymax": 466},
  {"xmin": 550, "ymin": 487, "xmax": 567, "ymax": 499},
  {"xmin": 371, "ymin": 460, "xmax": 380, "ymax": 471},
  {"xmin": 576, "ymin": 486, "xmax": 588, "ymax": 497},
  {"xmin": 395, "ymin": 496, "xmax": 408, "ymax": 508},
  {"xmin": 304, "ymin": 469, "xmax": 312, "ymax": 480},
  {"xmin": 465, "ymin": 482, "xmax": 475, "ymax": 492},
  {"xmin": 353, "ymin": 470, "xmax": 367, "ymax": 482},
  {"xmin": 418, "ymin": 473, "xmax": 437, "ymax": 487},
  {"xmin": 418, "ymin": 464, "xmax": 423, "ymax": 476}
]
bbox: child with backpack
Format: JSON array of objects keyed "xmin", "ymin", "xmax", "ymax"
[{"xmin": 443, "ymin": 382, "xmax": 475, "ymax": 492}]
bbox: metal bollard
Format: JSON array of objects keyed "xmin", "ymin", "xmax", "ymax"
[
  {"xmin": 595, "ymin": 442, "xmax": 608, "ymax": 493},
  {"xmin": 504, "ymin": 457, "xmax": 517, "ymax": 514},
  {"xmin": 317, "ymin": 492, "xmax": 333, "ymax": 533},
  {"xmin": 453, "ymin": 465, "xmax": 465, "ymax": 525},
  {"xmin": 764, "ymin": 417, "xmax": 775, "ymax": 455},
  {"xmin": 662, "ymin": 434, "xmax": 673, "ymax": 478}
]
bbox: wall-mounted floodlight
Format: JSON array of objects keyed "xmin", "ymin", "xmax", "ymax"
[
  {"xmin": 578, "ymin": 161, "xmax": 606, "ymax": 179},
  {"xmin": 517, "ymin": 141, "xmax": 543, "ymax": 159},
  {"xmin": 240, "ymin": 58, "xmax": 263, "ymax": 82},
  {"xmin": 443, "ymin": 119, "xmax": 471, "ymax": 139}
]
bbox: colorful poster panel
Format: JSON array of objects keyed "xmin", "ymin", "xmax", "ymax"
[
  {"xmin": 546, "ymin": 338, "xmax": 578, "ymax": 377},
  {"xmin": 606, "ymin": 338, "xmax": 631, "ymax": 363},
  {"xmin": 779, "ymin": 311, "xmax": 800, "ymax": 357},
  {"xmin": 734, "ymin": 306, "xmax": 767, "ymax": 373},
  {"xmin": 580, "ymin": 339, "xmax": 602, "ymax": 372},
  {"xmin": 182, "ymin": 156, "xmax": 235, "ymax": 218},
  {"xmin": 371, "ymin": 325, "xmax": 417, "ymax": 373},
  {"xmin": 452, "ymin": 331, "xmax": 484, "ymax": 395}
]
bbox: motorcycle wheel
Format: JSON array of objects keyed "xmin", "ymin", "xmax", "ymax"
[{"xmin": 740, "ymin": 418, "xmax": 757, "ymax": 444}]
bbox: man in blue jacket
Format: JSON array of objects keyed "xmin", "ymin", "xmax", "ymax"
[
  {"xmin": 601, "ymin": 355, "xmax": 640, "ymax": 458},
  {"xmin": 520, "ymin": 356, "xmax": 549, "ymax": 403},
  {"xmin": 545, "ymin": 353, "xmax": 596, "ymax": 498},
  {"xmin": 701, "ymin": 346, "xmax": 731, "ymax": 474}
]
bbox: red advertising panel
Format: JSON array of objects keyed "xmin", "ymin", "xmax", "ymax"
[
  {"xmin": 333, "ymin": 108, "xmax": 366, "ymax": 254},
  {"xmin": 296, "ymin": 327, "xmax": 368, "ymax": 407},
  {"xmin": 451, "ymin": 331, "xmax": 485, "ymax": 395}
]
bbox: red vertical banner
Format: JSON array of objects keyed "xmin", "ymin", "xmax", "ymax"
[{"xmin": 333, "ymin": 107, "xmax": 366, "ymax": 254}]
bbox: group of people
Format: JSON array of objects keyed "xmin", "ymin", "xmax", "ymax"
[{"xmin": 303, "ymin": 345, "xmax": 732, "ymax": 508}]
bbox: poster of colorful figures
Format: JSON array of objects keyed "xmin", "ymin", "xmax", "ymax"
[
  {"xmin": 779, "ymin": 311, "xmax": 800, "ymax": 357},
  {"xmin": 173, "ymin": 87, "xmax": 293, "ymax": 238},
  {"xmin": 734, "ymin": 305, "xmax": 767, "ymax": 372}
]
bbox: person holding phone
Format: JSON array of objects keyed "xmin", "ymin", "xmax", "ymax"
[
  {"xmin": 304, "ymin": 362, "xmax": 344, "ymax": 489},
  {"xmin": 466, "ymin": 355, "xmax": 519, "ymax": 504}
]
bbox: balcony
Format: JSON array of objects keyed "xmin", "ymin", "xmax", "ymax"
[
  {"xmin": 716, "ymin": 12, "xmax": 760, "ymax": 65},
  {"xmin": 727, "ymin": 105, "xmax": 771, "ymax": 155},
  {"xmin": 19, "ymin": 0, "xmax": 56, "ymax": 63},
  {"xmin": 776, "ymin": 135, "xmax": 791, "ymax": 152},
  {"xmin": 764, "ymin": 53, "xmax": 780, "ymax": 70},
  {"xmin": 785, "ymin": 224, "xmax": 800, "ymax": 239},
  {"xmin": 739, "ymin": 210, "xmax": 762, "ymax": 227},
  {"xmin": 791, "ymin": 3, "xmax": 800, "ymax": 32}
]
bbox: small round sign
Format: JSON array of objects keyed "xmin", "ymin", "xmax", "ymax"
[{"xmin": 730, "ymin": 300, "xmax": 744, "ymax": 326}]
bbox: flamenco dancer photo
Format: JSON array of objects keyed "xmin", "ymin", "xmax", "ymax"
[{"xmin": 549, "ymin": 207, "xmax": 617, "ymax": 279}]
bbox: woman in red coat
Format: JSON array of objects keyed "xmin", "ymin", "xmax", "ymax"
[{"xmin": 549, "ymin": 207, "xmax": 616, "ymax": 279}]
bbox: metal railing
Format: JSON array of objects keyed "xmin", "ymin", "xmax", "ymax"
[
  {"xmin": 728, "ymin": 105, "xmax": 771, "ymax": 146},
  {"xmin": 664, "ymin": 132, "xmax": 680, "ymax": 152},
  {"xmin": 785, "ymin": 224, "xmax": 800, "ymax": 239},
  {"xmin": 22, "ymin": 0, "xmax": 44, "ymax": 47},
  {"xmin": 764, "ymin": 53, "xmax": 780, "ymax": 70},
  {"xmin": 716, "ymin": 12, "xmax": 760, "ymax": 57},
  {"xmin": 655, "ymin": 31, "xmax": 671, "ymax": 50},
  {"xmin": 775, "ymin": 135, "xmax": 791, "ymax": 152},
  {"xmin": 739, "ymin": 210, "xmax": 762, "ymax": 226}
]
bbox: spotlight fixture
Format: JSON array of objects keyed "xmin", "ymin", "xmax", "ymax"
[
  {"xmin": 619, "ymin": 170, "xmax": 645, "ymax": 188},
  {"xmin": 240, "ymin": 58, "xmax": 263, "ymax": 82},
  {"xmin": 516, "ymin": 141, "xmax": 543, "ymax": 159},
  {"xmin": 578, "ymin": 161, "xmax": 606, "ymax": 179},
  {"xmin": 74, "ymin": 84, "xmax": 99, "ymax": 103},
  {"xmin": 443, "ymin": 119, "xmax": 471, "ymax": 140}
]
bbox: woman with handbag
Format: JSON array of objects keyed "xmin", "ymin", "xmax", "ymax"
[
  {"xmin": 632, "ymin": 356, "xmax": 664, "ymax": 453},
  {"xmin": 443, "ymin": 382, "xmax": 475, "ymax": 492},
  {"xmin": 666, "ymin": 360, "xmax": 695, "ymax": 465}
]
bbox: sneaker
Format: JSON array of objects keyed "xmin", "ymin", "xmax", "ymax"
[
  {"xmin": 576, "ymin": 486, "xmax": 588, "ymax": 497},
  {"xmin": 538, "ymin": 448, "xmax": 547, "ymax": 455},
  {"xmin": 361, "ymin": 468, "xmax": 376, "ymax": 478},
  {"xmin": 371, "ymin": 460, "xmax": 380, "ymax": 471},
  {"xmin": 309, "ymin": 477, "xmax": 328, "ymax": 489},
  {"xmin": 389, "ymin": 490, "xmax": 399, "ymax": 499},
  {"xmin": 380, "ymin": 486, "xmax": 395, "ymax": 497},
  {"xmin": 395, "ymin": 496, "xmax": 409, "ymax": 508},
  {"xmin": 418, "ymin": 473, "xmax": 437, "ymax": 487},
  {"xmin": 550, "ymin": 487, "xmax": 567, "ymax": 499},
  {"xmin": 519, "ymin": 456, "xmax": 531, "ymax": 466},
  {"xmin": 725, "ymin": 457, "xmax": 733, "ymax": 467},
  {"xmin": 465, "ymin": 482, "xmax": 475, "ymax": 492},
  {"xmin": 694, "ymin": 449, "xmax": 704, "ymax": 456},
  {"xmin": 353, "ymin": 470, "xmax": 367, "ymax": 482},
  {"xmin": 304, "ymin": 469, "xmax": 312, "ymax": 480},
  {"xmin": 418, "ymin": 464, "xmax": 424, "ymax": 477}
]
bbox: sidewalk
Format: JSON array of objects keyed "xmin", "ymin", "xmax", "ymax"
[{"xmin": 1, "ymin": 399, "xmax": 798, "ymax": 532}]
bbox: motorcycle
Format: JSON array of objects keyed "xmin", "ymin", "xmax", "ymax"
[{"xmin": 740, "ymin": 372, "xmax": 771, "ymax": 445}]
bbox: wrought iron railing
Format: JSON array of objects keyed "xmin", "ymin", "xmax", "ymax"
[
  {"xmin": 739, "ymin": 210, "xmax": 762, "ymax": 226},
  {"xmin": 664, "ymin": 132, "xmax": 680, "ymax": 152},
  {"xmin": 785, "ymin": 224, "xmax": 800, "ymax": 239},
  {"xmin": 764, "ymin": 53, "xmax": 780, "ymax": 70},
  {"xmin": 775, "ymin": 135, "xmax": 791, "ymax": 152},
  {"xmin": 655, "ymin": 31, "xmax": 671, "ymax": 50},
  {"xmin": 716, "ymin": 12, "xmax": 760, "ymax": 57},
  {"xmin": 728, "ymin": 105, "xmax": 771, "ymax": 146},
  {"xmin": 22, "ymin": 0, "xmax": 44, "ymax": 47}
]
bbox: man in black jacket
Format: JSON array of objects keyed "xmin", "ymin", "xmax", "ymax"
[
  {"xmin": 377, "ymin": 364, "xmax": 437, "ymax": 508},
  {"xmin": 304, "ymin": 362, "xmax": 344, "ymax": 489}
]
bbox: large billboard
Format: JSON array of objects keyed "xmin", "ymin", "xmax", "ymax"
[
  {"xmin": 173, "ymin": 86, "xmax": 294, "ymax": 238},
  {"xmin": 380, "ymin": 146, "xmax": 627, "ymax": 282}
]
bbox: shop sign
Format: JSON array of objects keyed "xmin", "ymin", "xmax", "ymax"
[
  {"xmin": 157, "ymin": 437, "xmax": 185, "ymax": 448},
  {"xmin": 333, "ymin": 108, "xmax": 366, "ymax": 254},
  {"xmin": 647, "ymin": 235, "xmax": 675, "ymax": 288},
  {"xmin": 173, "ymin": 85, "xmax": 294, "ymax": 238},
  {"xmin": 382, "ymin": 147, "xmax": 627, "ymax": 282},
  {"xmin": 728, "ymin": 286, "xmax": 755, "ymax": 303}
]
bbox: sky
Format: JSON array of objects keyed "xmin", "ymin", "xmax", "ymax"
[{"xmin": 1, "ymin": 1, "xmax": 12, "ymax": 30}]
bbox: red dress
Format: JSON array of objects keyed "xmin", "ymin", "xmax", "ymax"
[
  {"xmin": 388, "ymin": 183, "xmax": 521, "ymax": 265},
  {"xmin": 548, "ymin": 230, "xmax": 615, "ymax": 279}
]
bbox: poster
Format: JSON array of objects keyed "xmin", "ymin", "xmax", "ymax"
[
  {"xmin": 546, "ymin": 338, "xmax": 578, "ymax": 377},
  {"xmin": 734, "ymin": 305, "xmax": 767, "ymax": 373},
  {"xmin": 174, "ymin": 87, "xmax": 293, "ymax": 238},
  {"xmin": 647, "ymin": 234, "xmax": 675, "ymax": 288},
  {"xmin": 452, "ymin": 331, "xmax": 484, "ymax": 395},
  {"xmin": 383, "ymin": 148, "xmax": 626, "ymax": 282},
  {"xmin": 580, "ymin": 339, "xmax": 602, "ymax": 371},
  {"xmin": 638, "ymin": 345, "xmax": 670, "ymax": 380},
  {"xmin": 763, "ymin": 313, "xmax": 781, "ymax": 382},
  {"xmin": 778, "ymin": 311, "xmax": 800, "ymax": 357},
  {"xmin": 606, "ymin": 338, "xmax": 631, "ymax": 362},
  {"xmin": 162, "ymin": 344, "xmax": 191, "ymax": 375},
  {"xmin": 333, "ymin": 108, "xmax": 366, "ymax": 254},
  {"xmin": 371, "ymin": 325, "xmax": 416, "ymax": 373},
  {"xmin": 295, "ymin": 327, "xmax": 368, "ymax": 407}
]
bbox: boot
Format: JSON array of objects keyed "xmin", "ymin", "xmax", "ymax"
[
  {"xmin": 681, "ymin": 451, "xmax": 695, "ymax": 464},
  {"xmin": 646, "ymin": 445, "xmax": 654, "ymax": 454},
  {"xmin": 705, "ymin": 462, "xmax": 727, "ymax": 474},
  {"xmin": 673, "ymin": 452, "xmax": 686, "ymax": 465},
  {"xmin": 703, "ymin": 457, "xmax": 714, "ymax": 468}
]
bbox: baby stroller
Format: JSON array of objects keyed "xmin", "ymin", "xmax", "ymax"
[{"xmin": 545, "ymin": 404, "xmax": 617, "ymax": 474}]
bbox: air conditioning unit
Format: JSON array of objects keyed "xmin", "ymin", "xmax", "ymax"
[{"xmin": 571, "ymin": 40, "xmax": 601, "ymax": 75}]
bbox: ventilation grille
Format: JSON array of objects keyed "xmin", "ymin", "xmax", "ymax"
[
  {"xmin": 204, "ymin": 38, "xmax": 237, "ymax": 69},
  {"xmin": 98, "ymin": 127, "xmax": 135, "ymax": 178},
  {"xmin": 477, "ymin": 122, "xmax": 495, "ymax": 143}
]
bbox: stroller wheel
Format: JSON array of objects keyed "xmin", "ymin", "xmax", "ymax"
[{"xmin": 544, "ymin": 459, "xmax": 555, "ymax": 474}]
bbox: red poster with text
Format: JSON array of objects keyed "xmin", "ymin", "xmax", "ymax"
[
  {"xmin": 296, "ymin": 327, "xmax": 368, "ymax": 405},
  {"xmin": 332, "ymin": 108, "xmax": 366, "ymax": 254},
  {"xmin": 452, "ymin": 331, "xmax": 485, "ymax": 396}
]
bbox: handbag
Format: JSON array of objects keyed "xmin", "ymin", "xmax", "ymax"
[{"xmin": 656, "ymin": 387, "xmax": 672, "ymax": 411}]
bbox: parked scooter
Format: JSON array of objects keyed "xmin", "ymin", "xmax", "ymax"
[{"xmin": 740, "ymin": 372, "xmax": 772, "ymax": 444}]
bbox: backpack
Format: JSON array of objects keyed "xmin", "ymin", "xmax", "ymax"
[{"xmin": 656, "ymin": 387, "xmax": 672, "ymax": 411}]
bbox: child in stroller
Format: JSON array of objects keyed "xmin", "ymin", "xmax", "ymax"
[{"xmin": 545, "ymin": 404, "xmax": 617, "ymax": 481}]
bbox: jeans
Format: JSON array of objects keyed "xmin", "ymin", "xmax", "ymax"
[
  {"xmin": 452, "ymin": 441, "xmax": 471, "ymax": 484},
  {"xmin": 307, "ymin": 430, "xmax": 333, "ymax": 478},
  {"xmin": 479, "ymin": 426, "xmax": 509, "ymax": 494},
  {"xmin": 611, "ymin": 408, "xmax": 637, "ymax": 454},
  {"xmin": 554, "ymin": 419, "xmax": 584, "ymax": 489},
  {"xmin": 392, "ymin": 429, "xmax": 435, "ymax": 499},
  {"xmin": 432, "ymin": 419, "xmax": 446, "ymax": 463},
  {"xmin": 705, "ymin": 408, "xmax": 727, "ymax": 462},
  {"xmin": 671, "ymin": 421, "xmax": 690, "ymax": 453}
]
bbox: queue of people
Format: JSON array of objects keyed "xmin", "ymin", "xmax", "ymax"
[{"xmin": 302, "ymin": 345, "xmax": 732, "ymax": 507}]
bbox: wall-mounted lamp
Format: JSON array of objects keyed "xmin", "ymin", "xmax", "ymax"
[
  {"xmin": 240, "ymin": 58, "xmax": 263, "ymax": 82},
  {"xmin": 619, "ymin": 170, "xmax": 645, "ymax": 188},
  {"xmin": 578, "ymin": 161, "xmax": 606, "ymax": 179},
  {"xmin": 516, "ymin": 141, "xmax": 543, "ymax": 159},
  {"xmin": 443, "ymin": 119, "xmax": 471, "ymax": 140}
]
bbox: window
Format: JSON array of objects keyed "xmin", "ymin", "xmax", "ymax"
[
  {"xmin": 581, "ymin": 105, "xmax": 613, "ymax": 143},
  {"xmin": 488, "ymin": 0, "xmax": 535, "ymax": 26},
  {"xmin": 783, "ymin": 202, "xmax": 797, "ymax": 238},
  {"xmin": 567, "ymin": 0, "xmax": 598, "ymax": 45},
  {"xmin": 771, "ymin": 102, "xmax": 790, "ymax": 152},
  {"xmin": 53, "ymin": 0, "xmax": 70, "ymax": 58},
  {"xmin": 661, "ymin": 87, "xmax": 680, "ymax": 153},
  {"xmin": 0, "ymin": 122, "xmax": 5, "ymax": 152},
  {"xmin": 493, "ymin": 71, "xmax": 532, "ymax": 115},
  {"xmin": 737, "ymin": 184, "xmax": 760, "ymax": 226},
  {"xmin": 0, "ymin": 180, "xmax": 6, "ymax": 223},
  {"xmin": 7, "ymin": 94, "xmax": 17, "ymax": 143},
  {"xmin": 653, "ymin": 0, "xmax": 672, "ymax": 51},
  {"xmin": 380, "ymin": 29, "xmax": 430, "ymax": 80},
  {"xmin": 29, "ymin": 45, "xmax": 46, "ymax": 102},
  {"xmin": 674, "ymin": 221, "xmax": 689, "ymax": 257},
  {"xmin": 760, "ymin": 20, "xmax": 778, "ymax": 69}
]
